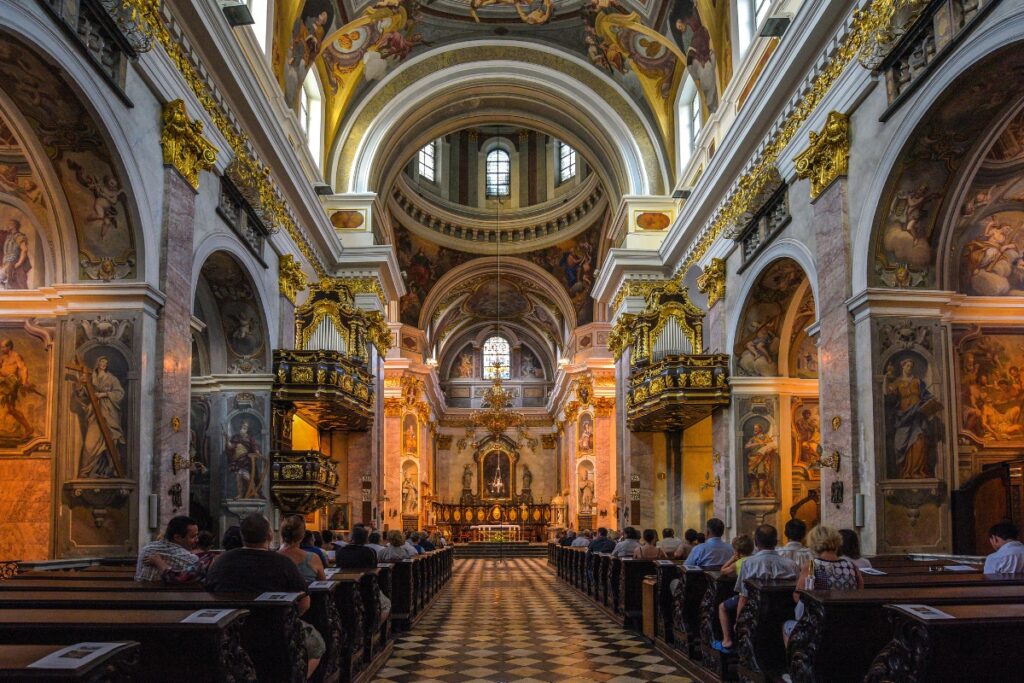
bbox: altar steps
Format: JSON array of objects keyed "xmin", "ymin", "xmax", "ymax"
[{"xmin": 452, "ymin": 542, "xmax": 549, "ymax": 558}]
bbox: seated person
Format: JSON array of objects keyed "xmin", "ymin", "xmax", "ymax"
[
  {"xmin": 634, "ymin": 528, "xmax": 668, "ymax": 559},
  {"xmin": 300, "ymin": 530, "xmax": 329, "ymax": 567},
  {"xmin": 146, "ymin": 529, "xmax": 217, "ymax": 585},
  {"xmin": 560, "ymin": 530, "xmax": 577, "ymax": 546},
  {"xmin": 783, "ymin": 525, "xmax": 863, "ymax": 645},
  {"xmin": 335, "ymin": 526, "xmax": 378, "ymax": 569},
  {"xmin": 684, "ymin": 518, "xmax": 733, "ymax": 568},
  {"xmin": 404, "ymin": 532, "xmax": 422, "ymax": 556},
  {"xmin": 572, "ymin": 529, "xmax": 593, "ymax": 548},
  {"xmin": 279, "ymin": 515, "xmax": 326, "ymax": 583},
  {"xmin": 984, "ymin": 521, "xmax": 1024, "ymax": 573},
  {"xmin": 419, "ymin": 530, "xmax": 436, "ymax": 552},
  {"xmin": 720, "ymin": 534, "xmax": 754, "ymax": 576},
  {"xmin": 587, "ymin": 527, "xmax": 617, "ymax": 554},
  {"xmin": 204, "ymin": 514, "xmax": 324, "ymax": 680},
  {"xmin": 839, "ymin": 528, "xmax": 872, "ymax": 569},
  {"xmin": 135, "ymin": 515, "xmax": 199, "ymax": 582},
  {"xmin": 673, "ymin": 528, "xmax": 700, "ymax": 561},
  {"xmin": 612, "ymin": 527, "xmax": 642, "ymax": 557},
  {"xmin": 379, "ymin": 529, "xmax": 412, "ymax": 562},
  {"xmin": 221, "ymin": 525, "xmax": 243, "ymax": 551},
  {"xmin": 777, "ymin": 518, "xmax": 813, "ymax": 567},
  {"xmin": 659, "ymin": 528, "xmax": 683, "ymax": 556},
  {"xmin": 366, "ymin": 530, "xmax": 386, "ymax": 557},
  {"xmin": 714, "ymin": 524, "xmax": 798, "ymax": 653}
]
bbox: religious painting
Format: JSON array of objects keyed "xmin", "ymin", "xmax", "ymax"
[
  {"xmin": 577, "ymin": 460, "xmax": 595, "ymax": 514},
  {"xmin": 481, "ymin": 449, "xmax": 512, "ymax": 500},
  {"xmin": 223, "ymin": 413, "xmax": 265, "ymax": 500},
  {"xmin": 882, "ymin": 350, "xmax": 942, "ymax": 480},
  {"xmin": 464, "ymin": 277, "xmax": 532, "ymax": 319},
  {"xmin": 452, "ymin": 348, "xmax": 474, "ymax": 379},
  {"xmin": 67, "ymin": 346, "xmax": 130, "ymax": 481},
  {"xmin": 741, "ymin": 415, "xmax": 778, "ymax": 499},
  {"xmin": 636, "ymin": 212, "xmax": 671, "ymax": 231},
  {"xmin": 395, "ymin": 226, "xmax": 473, "ymax": 325},
  {"xmin": 577, "ymin": 413, "xmax": 594, "ymax": 454},
  {"xmin": 402, "ymin": 414, "xmax": 418, "ymax": 455},
  {"xmin": 401, "ymin": 460, "xmax": 418, "ymax": 514},
  {"xmin": 956, "ymin": 329, "xmax": 1024, "ymax": 446},
  {"xmin": 791, "ymin": 398, "xmax": 820, "ymax": 474},
  {"xmin": 788, "ymin": 288, "xmax": 818, "ymax": 378},
  {"xmin": 734, "ymin": 259, "xmax": 806, "ymax": 376},
  {"xmin": 668, "ymin": 1, "xmax": 720, "ymax": 113},
  {"xmin": 281, "ymin": 0, "xmax": 337, "ymax": 106},
  {"xmin": 0, "ymin": 204, "xmax": 44, "ymax": 290},
  {"xmin": 200, "ymin": 253, "xmax": 266, "ymax": 373},
  {"xmin": 872, "ymin": 48, "xmax": 1024, "ymax": 289},
  {"xmin": 0, "ymin": 322, "xmax": 50, "ymax": 452},
  {"xmin": 956, "ymin": 205, "xmax": 1024, "ymax": 296},
  {"xmin": 0, "ymin": 38, "xmax": 137, "ymax": 280},
  {"xmin": 328, "ymin": 502, "xmax": 351, "ymax": 531},
  {"xmin": 520, "ymin": 347, "xmax": 542, "ymax": 378}
]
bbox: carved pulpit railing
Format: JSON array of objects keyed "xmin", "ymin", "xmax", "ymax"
[
  {"xmin": 270, "ymin": 450, "xmax": 339, "ymax": 514},
  {"xmin": 611, "ymin": 281, "xmax": 730, "ymax": 431}
]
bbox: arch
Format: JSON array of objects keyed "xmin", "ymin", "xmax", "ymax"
[
  {"xmin": 191, "ymin": 247, "xmax": 273, "ymax": 374},
  {"xmin": 331, "ymin": 41, "xmax": 669, "ymax": 198},
  {"xmin": 854, "ymin": 6, "xmax": 1024, "ymax": 292},
  {"xmin": 0, "ymin": 13, "xmax": 154, "ymax": 284},
  {"xmin": 730, "ymin": 252, "xmax": 817, "ymax": 378}
]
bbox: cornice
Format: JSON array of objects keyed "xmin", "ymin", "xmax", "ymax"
[
  {"xmin": 334, "ymin": 244, "xmax": 407, "ymax": 303},
  {"xmin": 0, "ymin": 283, "xmax": 167, "ymax": 318}
]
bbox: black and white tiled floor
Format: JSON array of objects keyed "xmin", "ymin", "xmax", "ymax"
[{"xmin": 374, "ymin": 557, "xmax": 692, "ymax": 683}]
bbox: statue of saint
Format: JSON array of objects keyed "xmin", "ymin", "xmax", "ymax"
[
  {"xmin": 402, "ymin": 474, "xmax": 418, "ymax": 513},
  {"xmin": 404, "ymin": 421, "xmax": 416, "ymax": 454},
  {"xmin": 521, "ymin": 464, "xmax": 532, "ymax": 490},
  {"xmin": 578, "ymin": 420, "xmax": 594, "ymax": 453},
  {"xmin": 462, "ymin": 463, "xmax": 473, "ymax": 491},
  {"xmin": 225, "ymin": 419, "xmax": 265, "ymax": 499},
  {"xmin": 457, "ymin": 352, "xmax": 474, "ymax": 378},
  {"xmin": 70, "ymin": 356, "xmax": 126, "ymax": 479},
  {"xmin": 578, "ymin": 469, "xmax": 594, "ymax": 512}
]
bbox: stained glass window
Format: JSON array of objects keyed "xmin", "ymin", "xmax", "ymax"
[
  {"xmin": 486, "ymin": 148, "xmax": 510, "ymax": 197},
  {"xmin": 482, "ymin": 336, "xmax": 511, "ymax": 379}
]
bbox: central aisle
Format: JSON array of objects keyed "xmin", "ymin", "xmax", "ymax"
[{"xmin": 374, "ymin": 557, "xmax": 693, "ymax": 682}]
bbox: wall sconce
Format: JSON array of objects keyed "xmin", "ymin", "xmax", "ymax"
[
  {"xmin": 699, "ymin": 473, "xmax": 720, "ymax": 492},
  {"xmin": 815, "ymin": 449, "xmax": 841, "ymax": 473},
  {"xmin": 172, "ymin": 452, "xmax": 206, "ymax": 475}
]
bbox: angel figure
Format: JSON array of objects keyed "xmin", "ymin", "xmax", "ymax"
[{"xmin": 67, "ymin": 160, "xmax": 124, "ymax": 239}]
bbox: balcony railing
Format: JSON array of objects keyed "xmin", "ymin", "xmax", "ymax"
[
  {"xmin": 270, "ymin": 450, "xmax": 338, "ymax": 514},
  {"xmin": 626, "ymin": 355, "xmax": 730, "ymax": 431},
  {"xmin": 273, "ymin": 350, "xmax": 374, "ymax": 430}
]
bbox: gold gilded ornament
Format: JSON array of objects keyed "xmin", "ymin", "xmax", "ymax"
[
  {"xmin": 278, "ymin": 254, "xmax": 307, "ymax": 304},
  {"xmin": 696, "ymin": 257, "xmax": 726, "ymax": 308},
  {"xmin": 160, "ymin": 100, "xmax": 217, "ymax": 190},
  {"xmin": 794, "ymin": 112, "xmax": 850, "ymax": 200}
]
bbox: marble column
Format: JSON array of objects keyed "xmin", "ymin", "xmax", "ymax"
[
  {"xmin": 813, "ymin": 179, "xmax": 858, "ymax": 528},
  {"xmin": 382, "ymin": 407, "xmax": 402, "ymax": 530},
  {"xmin": 705, "ymin": 288, "xmax": 731, "ymax": 525},
  {"xmin": 594, "ymin": 401, "xmax": 615, "ymax": 530},
  {"xmin": 152, "ymin": 168, "xmax": 198, "ymax": 531}
]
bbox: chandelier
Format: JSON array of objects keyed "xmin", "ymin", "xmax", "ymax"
[{"xmin": 471, "ymin": 361, "xmax": 526, "ymax": 437}]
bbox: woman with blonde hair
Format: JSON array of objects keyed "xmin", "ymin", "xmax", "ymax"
[
  {"xmin": 378, "ymin": 529, "xmax": 410, "ymax": 562},
  {"xmin": 783, "ymin": 525, "xmax": 862, "ymax": 644},
  {"xmin": 278, "ymin": 515, "xmax": 325, "ymax": 583}
]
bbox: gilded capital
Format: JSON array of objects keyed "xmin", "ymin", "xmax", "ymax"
[
  {"xmin": 278, "ymin": 254, "xmax": 307, "ymax": 305},
  {"xmin": 794, "ymin": 111, "xmax": 850, "ymax": 200},
  {"xmin": 696, "ymin": 257, "xmax": 726, "ymax": 308},
  {"xmin": 160, "ymin": 99, "xmax": 217, "ymax": 190}
]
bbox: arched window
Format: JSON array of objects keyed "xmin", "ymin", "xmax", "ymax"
[
  {"xmin": 486, "ymin": 148, "xmax": 511, "ymax": 198},
  {"xmin": 248, "ymin": 0, "xmax": 271, "ymax": 54},
  {"xmin": 482, "ymin": 336, "xmax": 511, "ymax": 379},
  {"xmin": 300, "ymin": 71, "xmax": 323, "ymax": 167},
  {"xmin": 678, "ymin": 80, "xmax": 702, "ymax": 167},
  {"xmin": 558, "ymin": 141, "xmax": 577, "ymax": 183},
  {"xmin": 737, "ymin": 0, "xmax": 772, "ymax": 55},
  {"xmin": 418, "ymin": 141, "xmax": 436, "ymax": 182}
]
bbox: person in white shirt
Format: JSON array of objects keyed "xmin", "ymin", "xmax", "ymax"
[
  {"xmin": 984, "ymin": 521, "xmax": 1024, "ymax": 574},
  {"xmin": 612, "ymin": 527, "xmax": 642, "ymax": 557},
  {"xmin": 571, "ymin": 529, "xmax": 593, "ymax": 547},
  {"xmin": 379, "ymin": 530, "xmax": 411, "ymax": 562},
  {"xmin": 366, "ymin": 530, "xmax": 386, "ymax": 558},
  {"xmin": 777, "ymin": 519, "xmax": 813, "ymax": 567},
  {"xmin": 658, "ymin": 528, "xmax": 684, "ymax": 555}
]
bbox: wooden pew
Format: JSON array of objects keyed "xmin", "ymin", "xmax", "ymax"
[
  {"xmin": 0, "ymin": 589, "xmax": 310, "ymax": 683},
  {"xmin": 327, "ymin": 574, "xmax": 367, "ymax": 683},
  {"xmin": 0, "ymin": 607, "xmax": 255, "ymax": 682},
  {"xmin": 607, "ymin": 556, "xmax": 622, "ymax": 614},
  {"xmin": 735, "ymin": 579, "xmax": 796, "ymax": 683},
  {"xmin": 671, "ymin": 565, "xmax": 717, "ymax": 660},
  {"xmin": 0, "ymin": 642, "xmax": 140, "ymax": 681},
  {"xmin": 865, "ymin": 603, "xmax": 1024, "ymax": 683},
  {"xmin": 13, "ymin": 570, "xmax": 147, "ymax": 581},
  {"xmin": 698, "ymin": 570, "xmax": 739, "ymax": 681},
  {"xmin": 787, "ymin": 584, "xmax": 1024, "ymax": 683},
  {"xmin": 595, "ymin": 553, "xmax": 611, "ymax": 605},
  {"xmin": 386, "ymin": 559, "xmax": 415, "ymax": 631},
  {"xmin": 619, "ymin": 558, "xmax": 656, "ymax": 629},
  {"xmin": 654, "ymin": 560, "xmax": 681, "ymax": 643}
]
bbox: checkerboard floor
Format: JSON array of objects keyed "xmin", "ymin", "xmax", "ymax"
[{"xmin": 373, "ymin": 557, "xmax": 692, "ymax": 683}]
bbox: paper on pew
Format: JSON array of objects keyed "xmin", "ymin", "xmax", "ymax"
[
  {"xmin": 181, "ymin": 608, "xmax": 236, "ymax": 624},
  {"xmin": 325, "ymin": 568, "xmax": 340, "ymax": 576},
  {"xmin": 256, "ymin": 592, "xmax": 302, "ymax": 601},
  {"xmin": 28, "ymin": 642, "xmax": 126, "ymax": 669},
  {"xmin": 892, "ymin": 604, "xmax": 955, "ymax": 620},
  {"xmin": 859, "ymin": 567, "xmax": 887, "ymax": 575},
  {"xmin": 308, "ymin": 580, "xmax": 334, "ymax": 589},
  {"xmin": 944, "ymin": 564, "xmax": 977, "ymax": 572}
]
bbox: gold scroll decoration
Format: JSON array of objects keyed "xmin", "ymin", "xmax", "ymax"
[
  {"xmin": 696, "ymin": 257, "xmax": 726, "ymax": 308},
  {"xmin": 794, "ymin": 111, "xmax": 851, "ymax": 200},
  {"xmin": 160, "ymin": 99, "xmax": 217, "ymax": 190}
]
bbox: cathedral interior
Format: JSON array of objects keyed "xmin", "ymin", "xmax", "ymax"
[{"xmin": 0, "ymin": 0, "xmax": 1022, "ymax": 619}]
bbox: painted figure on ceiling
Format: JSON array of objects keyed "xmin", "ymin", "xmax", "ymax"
[
  {"xmin": 0, "ymin": 218, "xmax": 30, "ymax": 290},
  {"xmin": 669, "ymin": 1, "xmax": 718, "ymax": 113},
  {"xmin": 286, "ymin": 0, "xmax": 335, "ymax": 104},
  {"xmin": 67, "ymin": 160, "xmax": 124, "ymax": 240},
  {"xmin": 883, "ymin": 357, "xmax": 939, "ymax": 479},
  {"xmin": 71, "ymin": 356, "xmax": 126, "ymax": 479}
]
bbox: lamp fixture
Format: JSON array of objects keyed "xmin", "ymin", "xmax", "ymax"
[
  {"xmin": 672, "ymin": 188, "xmax": 692, "ymax": 200},
  {"xmin": 313, "ymin": 183, "xmax": 334, "ymax": 196},
  {"xmin": 220, "ymin": 1, "xmax": 255, "ymax": 27}
]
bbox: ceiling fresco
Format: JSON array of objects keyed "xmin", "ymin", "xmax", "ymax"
[{"xmin": 274, "ymin": 0, "xmax": 734, "ymax": 173}]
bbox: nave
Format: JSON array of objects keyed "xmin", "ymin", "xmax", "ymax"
[{"xmin": 376, "ymin": 558, "xmax": 691, "ymax": 683}]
